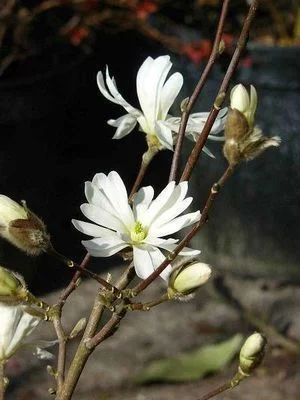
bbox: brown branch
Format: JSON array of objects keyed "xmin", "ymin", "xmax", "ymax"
[
  {"xmin": 53, "ymin": 317, "xmax": 67, "ymax": 394},
  {"xmin": 169, "ymin": 0, "xmax": 231, "ymax": 183},
  {"xmin": 180, "ymin": 0, "xmax": 260, "ymax": 182},
  {"xmin": 198, "ymin": 382, "xmax": 232, "ymax": 400}
]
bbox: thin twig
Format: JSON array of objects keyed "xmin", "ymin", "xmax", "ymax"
[
  {"xmin": 56, "ymin": 253, "xmax": 90, "ymax": 308},
  {"xmin": 198, "ymin": 382, "xmax": 232, "ymax": 400},
  {"xmin": 58, "ymin": 263, "xmax": 135, "ymax": 400},
  {"xmin": 128, "ymin": 145, "xmax": 160, "ymax": 201},
  {"xmin": 180, "ymin": 0, "xmax": 260, "ymax": 182},
  {"xmin": 53, "ymin": 317, "xmax": 67, "ymax": 394},
  {"xmin": 169, "ymin": 0, "xmax": 231, "ymax": 183},
  {"xmin": 0, "ymin": 361, "xmax": 5, "ymax": 400}
]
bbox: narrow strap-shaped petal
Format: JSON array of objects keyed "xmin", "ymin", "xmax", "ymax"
[
  {"xmin": 80, "ymin": 203, "xmax": 128, "ymax": 233},
  {"xmin": 159, "ymin": 72, "xmax": 183, "ymax": 121},
  {"xmin": 72, "ymin": 219, "xmax": 115, "ymax": 238},
  {"xmin": 149, "ymin": 197, "xmax": 193, "ymax": 230},
  {"xmin": 155, "ymin": 121, "xmax": 174, "ymax": 150},
  {"xmin": 136, "ymin": 56, "xmax": 172, "ymax": 130},
  {"xmin": 92, "ymin": 172, "xmax": 134, "ymax": 228},
  {"xmin": 156, "ymin": 241, "xmax": 201, "ymax": 256},
  {"xmin": 133, "ymin": 245, "xmax": 171, "ymax": 280},
  {"xmin": 145, "ymin": 181, "xmax": 189, "ymax": 229},
  {"xmin": 150, "ymin": 210, "xmax": 200, "ymax": 237},
  {"xmin": 105, "ymin": 67, "xmax": 140, "ymax": 115},
  {"xmin": 107, "ymin": 115, "xmax": 138, "ymax": 139},
  {"xmin": 82, "ymin": 237, "xmax": 127, "ymax": 257},
  {"xmin": 146, "ymin": 181, "xmax": 189, "ymax": 229},
  {"xmin": 132, "ymin": 186, "xmax": 154, "ymax": 221},
  {"xmin": 141, "ymin": 181, "xmax": 175, "ymax": 226}
]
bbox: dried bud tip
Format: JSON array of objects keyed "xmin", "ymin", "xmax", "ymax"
[{"xmin": 168, "ymin": 261, "xmax": 212, "ymax": 297}]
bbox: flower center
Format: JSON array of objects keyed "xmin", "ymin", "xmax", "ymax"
[{"xmin": 130, "ymin": 221, "xmax": 147, "ymax": 243}]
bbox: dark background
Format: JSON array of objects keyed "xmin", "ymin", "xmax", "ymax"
[
  {"xmin": 0, "ymin": 30, "xmax": 174, "ymax": 294},
  {"xmin": 1, "ymin": 19, "xmax": 299, "ymax": 295}
]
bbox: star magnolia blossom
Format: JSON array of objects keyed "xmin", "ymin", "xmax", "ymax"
[
  {"xmin": 97, "ymin": 55, "xmax": 226, "ymax": 152},
  {"xmin": 0, "ymin": 303, "xmax": 40, "ymax": 361},
  {"xmin": 72, "ymin": 171, "xmax": 200, "ymax": 280}
]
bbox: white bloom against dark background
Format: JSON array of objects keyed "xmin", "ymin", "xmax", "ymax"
[
  {"xmin": 97, "ymin": 55, "xmax": 226, "ymax": 152},
  {"xmin": 72, "ymin": 171, "xmax": 200, "ymax": 280}
]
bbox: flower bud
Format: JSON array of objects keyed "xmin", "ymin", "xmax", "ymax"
[
  {"xmin": 0, "ymin": 195, "xmax": 51, "ymax": 256},
  {"xmin": 239, "ymin": 332, "xmax": 266, "ymax": 375},
  {"xmin": 230, "ymin": 84, "xmax": 257, "ymax": 128},
  {"xmin": 168, "ymin": 261, "xmax": 212, "ymax": 297},
  {"xmin": 0, "ymin": 266, "xmax": 23, "ymax": 296},
  {"xmin": 0, "ymin": 267, "xmax": 28, "ymax": 305},
  {"xmin": 224, "ymin": 84, "xmax": 280, "ymax": 165}
]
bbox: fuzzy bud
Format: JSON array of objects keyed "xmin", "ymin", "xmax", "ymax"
[
  {"xmin": 239, "ymin": 332, "xmax": 266, "ymax": 375},
  {"xmin": 168, "ymin": 261, "xmax": 212, "ymax": 297},
  {"xmin": 224, "ymin": 84, "xmax": 280, "ymax": 165},
  {"xmin": 0, "ymin": 195, "xmax": 51, "ymax": 256},
  {"xmin": 230, "ymin": 84, "xmax": 257, "ymax": 127}
]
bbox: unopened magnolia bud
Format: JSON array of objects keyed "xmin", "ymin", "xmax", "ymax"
[
  {"xmin": 230, "ymin": 84, "xmax": 257, "ymax": 128},
  {"xmin": 168, "ymin": 261, "xmax": 212, "ymax": 297},
  {"xmin": 239, "ymin": 332, "xmax": 266, "ymax": 375},
  {"xmin": 0, "ymin": 266, "xmax": 27, "ymax": 303},
  {"xmin": 224, "ymin": 84, "xmax": 280, "ymax": 165},
  {"xmin": 0, "ymin": 195, "xmax": 51, "ymax": 256}
]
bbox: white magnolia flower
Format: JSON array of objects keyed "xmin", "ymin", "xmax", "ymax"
[
  {"xmin": 97, "ymin": 55, "xmax": 226, "ymax": 152},
  {"xmin": 72, "ymin": 171, "xmax": 200, "ymax": 280},
  {"xmin": 0, "ymin": 303, "xmax": 40, "ymax": 361}
]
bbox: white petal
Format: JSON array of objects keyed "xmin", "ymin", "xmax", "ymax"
[
  {"xmin": 142, "ymin": 181, "xmax": 176, "ymax": 227},
  {"xmin": 145, "ymin": 237, "xmax": 178, "ymax": 247},
  {"xmin": 133, "ymin": 245, "xmax": 171, "ymax": 280},
  {"xmin": 159, "ymin": 72, "xmax": 183, "ymax": 120},
  {"xmin": 132, "ymin": 245, "xmax": 156, "ymax": 279},
  {"xmin": 85, "ymin": 181, "xmax": 120, "ymax": 217},
  {"xmin": 151, "ymin": 210, "xmax": 200, "ymax": 237},
  {"xmin": 107, "ymin": 171, "xmax": 135, "ymax": 227},
  {"xmin": 92, "ymin": 172, "xmax": 134, "ymax": 228},
  {"xmin": 155, "ymin": 121, "xmax": 174, "ymax": 150},
  {"xmin": 82, "ymin": 237, "xmax": 127, "ymax": 257},
  {"xmin": 105, "ymin": 67, "xmax": 139, "ymax": 115},
  {"xmin": 148, "ymin": 181, "xmax": 189, "ymax": 229},
  {"xmin": 96, "ymin": 71, "xmax": 119, "ymax": 105},
  {"xmin": 149, "ymin": 197, "xmax": 193, "ymax": 232},
  {"xmin": 107, "ymin": 115, "xmax": 138, "ymax": 139},
  {"xmin": 155, "ymin": 241, "xmax": 201, "ymax": 257},
  {"xmin": 72, "ymin": 219, "xmax": 115, "ymax": 237},
  {"xmin": 147, "ymin": 181, "xmax": 189, "ymax": 228},
  {"xmin": 80, "ymin": 203, "xmax": 128, "ymax": 233},
  {"xmin": 136, "ymin": 56, "xmax": 172, "ymax": 129},
  {"xmin": 132, "ymin": 186, "xmax": 154, "ymax": 221}
]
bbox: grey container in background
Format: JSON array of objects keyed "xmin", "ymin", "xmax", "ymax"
[{"xmin": 174, "ymin": 45, "xmax": 300, "ymax": 281}]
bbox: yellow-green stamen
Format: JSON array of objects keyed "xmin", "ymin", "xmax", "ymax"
[{"xmin": 130, "ymin": 221, "xmax": 147, "ymax": 243}]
